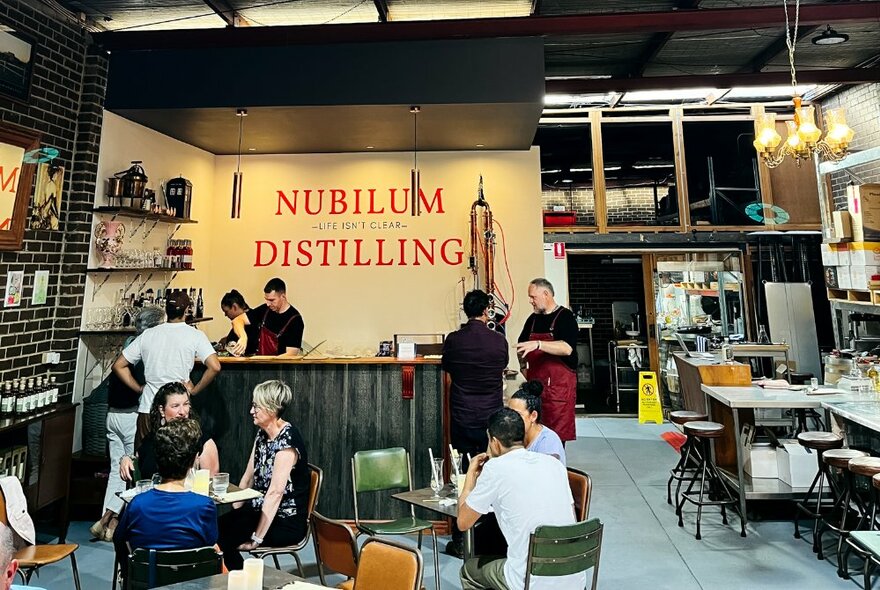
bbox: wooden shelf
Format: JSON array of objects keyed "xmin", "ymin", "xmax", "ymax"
[
  {"xmin": 78, "ymin": 316, "xmax": 214, "ymax": 336},
  {"xmin": 93, "ymin": 207, "xmax": 197, "ymax": 224},
  {"xmin": 87, "ymin": 267, "xmax": 195, "ymax": 273}
]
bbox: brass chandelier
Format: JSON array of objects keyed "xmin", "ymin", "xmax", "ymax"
[{"xmin": 752, "ymin": 0, "xmax": 854, "ymax": 168}]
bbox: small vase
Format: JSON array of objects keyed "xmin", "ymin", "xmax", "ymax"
[{"xmin": 94, "ymin": 220, "xmax": 126, "ymax": 268}]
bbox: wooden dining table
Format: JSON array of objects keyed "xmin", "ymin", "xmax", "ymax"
[{"xmin": 152, "ymin": 566, "xmax": 332, "ymax": 589}]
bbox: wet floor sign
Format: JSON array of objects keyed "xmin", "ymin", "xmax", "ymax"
[{"xmin": 638, "ymin": 371, "xmax": 663, "ymax": 425}]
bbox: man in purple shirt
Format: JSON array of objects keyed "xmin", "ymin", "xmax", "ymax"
[{"xmin": 442, "ymin": 290, "xmax": 509, "ymax": 557}]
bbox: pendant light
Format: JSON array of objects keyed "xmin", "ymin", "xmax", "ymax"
[
  {"xmin": 410, "ymin": 105, "xmax": 421, "ymax": 217},
  {"xmin": 231, "ymin": 108, "xmax": 247, "ymax": 219}
]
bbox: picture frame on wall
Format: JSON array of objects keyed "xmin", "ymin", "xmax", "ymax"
[
  {"xmin": 30, "ymin": 163, "xmax": 64, "ymax": 230},
  {"xmin": 0, "ymin": 22, "xmax": 36, "ymax": 102},
  {"xmin": 4, "ymin": 269, "xmax": 23, "ymax": 307}
]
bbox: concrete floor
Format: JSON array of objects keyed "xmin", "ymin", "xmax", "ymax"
[{"xmin": 33, "ymin": 417, "xmax": 856, "ymax": 589}]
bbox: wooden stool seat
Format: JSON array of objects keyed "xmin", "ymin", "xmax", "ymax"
[
  {"xmin": 871, "ymin": 472, "xmax": 880, "ymax": 491},
  {"xmin": 798, "ymin": 431, "xmax": 845, "ymax": 451},
  {"xmin": 670, "ymin": 411, "xmax": 708, "ymax": 425},
  {"xmin": 849, "ymin": 457, "xmax": 880, "ymax": 477},
  {"xmin": 683, "ymin": 421, "xmax": 725, "ymax": 438},
  {"xmin": 824, "ymin": 449, "xmax": 869, "ymax": 469}
]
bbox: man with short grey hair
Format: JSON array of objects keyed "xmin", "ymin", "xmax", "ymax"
[
  {"xmin": 515, "ymin": 278, "xmax": 579, "ymax": 443},
  {"xmin": 0, "ymin": 523, "xmax": 17, "ymax": 590}
]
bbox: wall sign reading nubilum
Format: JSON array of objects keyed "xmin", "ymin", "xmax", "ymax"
[{"xmin": 254, "ymin": 185, "xmax": 464, "ymax": 267}]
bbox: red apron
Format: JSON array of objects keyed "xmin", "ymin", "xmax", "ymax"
[
  {"xmin": 524, "ymin": 311, "xmax": 577, "ymax": 442},
  {"xmin": 257, "ymin": 308, "xmax": 299, "ymax": 356}
]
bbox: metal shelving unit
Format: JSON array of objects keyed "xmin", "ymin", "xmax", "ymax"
[{"xmin": 608, "ymin": 340, "xmax": 648, "ymax": 412}]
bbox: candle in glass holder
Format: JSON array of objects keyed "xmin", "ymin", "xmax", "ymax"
[
  {"xmin": 243, "ymin": 557, "xmax": 264, "ymax": 590},
  {"xmin": 227, "ymin": 570, "xmax": 247, "ymax": 590},
  {"xmin": 192, "ymin": 468, "xmax": 210, "ymax": 495}
]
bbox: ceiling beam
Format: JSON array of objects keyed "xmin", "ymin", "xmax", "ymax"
[
  {"xmin": 629, "ymin": 0, "xmax": 702, "ymax": 77},
  {"xmin": 740, "ymin": 25, "xmax": 819, "ymax": 73},
  {"xmin": 201, "ymin": 0, "xmax": 247, "ymax": 27},
  {"xmin": 373, "ymin": 0, "xmax": 389, "ymax": 23},
  {"xmin": 92, "ymin": 2, "xmax": 880, "ymax": 51},
  {"xmin": 546, "ymin": 67, "xmax": 880, "ymax": 93}
]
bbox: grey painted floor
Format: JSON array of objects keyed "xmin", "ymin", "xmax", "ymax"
[{"xmin": 34, "ymin": 418, "xmax": 856, "ymax": 589}]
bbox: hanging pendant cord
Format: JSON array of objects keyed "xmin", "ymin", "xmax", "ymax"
[
  {"xmin": 783, "ymin": 0, "xmax": 800, "ymax": 95},
  {"xmin": 237, "ymin": 114, "xmax": 244, "ymax": 173},
  {"xmin": 413, "ymin": 111, "xmax": 418, "ymax": 170}
]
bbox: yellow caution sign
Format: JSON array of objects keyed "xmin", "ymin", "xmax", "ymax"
[{"xmin": 638, "ymin": 371, "xmax": 664, "ymax": 425}]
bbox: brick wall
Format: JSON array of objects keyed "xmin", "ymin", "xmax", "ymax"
[
  {"xmin": 0, "ymin": 0, "xmax": 108, "ymax": 398},
  {"xmin": 821, "ymin": 83, "xmax": 880, "ymax": 210},
  {"xmin": 568, "ymin": 255, "xmax": 645, "ymax": 345},
  {"xmin": 542, "ymin": 186, "xmax": 665, "ymax": 225}
]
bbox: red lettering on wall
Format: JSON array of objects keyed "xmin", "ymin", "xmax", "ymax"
[
  {"xmin": 255, "ymin": 241, "xmax": 277, "ymax": 267},
  {"xmin": 315, "ymin": 239, "xmax": 335, "ymax": 266},
  {"xmin": 352, "ymin": 189, "xmax": 363, "ymax": 214},
  {"xmin": 376, "ymin": 239, "xmax": 393, "ymax": 266},
  {"xmin": 354, "ymin": 239, "xmax": 371, "ymax": 266},
  {"xmin": 281, "ymin": 240, "xmax": 292, "ymax": 266},
  {"xmin": 441, "ymin": 238, "xmax": 464, "ymax": 265},
  {"xmin": 413, "ymin": 239, "xmax": 436, "ymax": 266},
  {"xmin": 0, "ymin": 166, "xmax": 19, "ymax": 192},
  {"xmin": 0, "ymin": 217, "xmax": 9, "ymax": 230},
  {"xmin": 419, "ymin": 187, "xmax": 444, "ymax": 214},
  {"xmin": 276, "ymin": 190, "xmax": 297, "ymax": 215},
  {"xmin": 367, "ymin": 189, "xmax": 384, "ymax": 214},
  {"xmin": 296, "ymin": 240, "xmax": 313, "ymax": 266},
  {"xmin": 389, "ymin": 188, "xmax": 408, "ymax": 214},
  {"xmin": 330, "ymin": 190, "xmax": 347, "ymax": 214},
  {"xmin": 397, "ymin": 238, "xmax": 407, "ymax": 266},
  {"xmin": 304, "ymin": 190, "xmax": 323, "ymax": 215},
  {"xmin": 338, "ymin": 239, "xmax": 349, "ymax": 266}
]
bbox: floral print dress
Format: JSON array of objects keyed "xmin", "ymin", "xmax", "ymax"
[{"xmin": 250, "ymin": 422, "xmax": 309, "ymax": 520}]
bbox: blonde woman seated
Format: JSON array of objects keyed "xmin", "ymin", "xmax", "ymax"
[
  {"xmin": 508, "ymin": 380, "xmax": 567, "ymax": 465},
  {"xmin": 120, "ymin": 382, "xmax": 219, "ymax": 482}
]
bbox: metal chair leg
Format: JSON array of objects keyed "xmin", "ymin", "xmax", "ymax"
[
  {"xmin": 292, "ymin": 552, "xmax": 304, "ymax": 578},
  {"xmin": 272, "ymin": 554, "xmax": 281, "ymax": 571},
  {"xmin": 71, "ymin": 553, "xmax": 82, "ymax": 590},
  {"xmin": 431, "ymin": 528, "xmax": 440, "ymax": 590}
]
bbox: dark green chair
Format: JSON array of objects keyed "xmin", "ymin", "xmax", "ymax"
[
  {"xmin": 524, "ymin": 518, "xmax": 604, "ymax": 590},
  {"xmin": 127, "ymin": 546, "xmax": 222, "ymax": 589},
  {"xmin": 351, "ymin": 447, "xmax": 439, "ymax": 590}
]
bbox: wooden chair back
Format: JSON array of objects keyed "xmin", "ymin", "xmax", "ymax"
[{"xmin": 353, "ymin": 537, "xmax": 423, "ymax": 590}]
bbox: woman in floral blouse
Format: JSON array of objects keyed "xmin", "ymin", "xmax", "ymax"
[{"xmin": 217, "ymin": 380, "xmax": 310, "ymax": 570}]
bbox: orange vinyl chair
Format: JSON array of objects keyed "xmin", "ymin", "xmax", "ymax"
[
  {"xmin": 0, "ymin": 487, "xmax": 81, "ymax": 590},
  {"xmin": 249, "ymin": 463, "xmax": 323, "ymax": 576},
  {"xmin": 352, "ymin": 537, "xmax": 423, "ymax": 590},
  {"xmin": 312, "ymin": 511, "xmax": 359, "ymax": 590},
  {"xmin": 567, "ymin": 467, "xmax": 592, "ymax": 521}
]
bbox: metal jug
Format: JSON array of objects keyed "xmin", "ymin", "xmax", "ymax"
[{"xmin": 120, "ymin": 161, "xmax": 148, "ymax": 208}]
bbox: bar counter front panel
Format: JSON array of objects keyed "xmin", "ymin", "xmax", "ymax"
[{"xmin": 192, "ymin": 357, "xmax": 443, "ymax": 520}]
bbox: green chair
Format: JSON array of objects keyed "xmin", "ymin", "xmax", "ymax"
[
  {"xmin": 351, "ymin": 447, "xmax": 439, "ymax": 590},
  {"xmin": 126, "ymin": 546, "xmax": 222, "ymax": 589},
  {"xmin": 524, "ymin": 518, "xmax": 604, "ymax": 590}
]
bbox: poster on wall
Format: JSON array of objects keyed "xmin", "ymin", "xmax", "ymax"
[
  {"xmin": 0, "ymin": 24, "xmax": 36, "ymax": 101},
  {"xmin": 30, "ymin": 163, "xmax": 64, "ymax": 230},
  {"xmin": 4, "ymin": 270, "xmax": 23, "ymax": 307},
  {"xmin": 32, "ymin": 270, "xmax": 49, "ymax": 305}
]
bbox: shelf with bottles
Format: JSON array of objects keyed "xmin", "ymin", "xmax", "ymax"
[
  {"xmin": 0, "ymin": 375, "xmax": 62, "ymax": 421},
  {"xmin": 93, "ymin": 207, "xmax": 198, "ymax": 224},
  {"xmin": 87, "ymin": 267, "xmax": 196, "ymax": 273},
  {"xmin": 78, "ymin": 316, "xmax": 214, "ymax": 336}
]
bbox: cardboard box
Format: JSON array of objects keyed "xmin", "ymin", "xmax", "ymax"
[
  {"xmin": 821, "ymin": 243, "xmax": 841, "ymax": 266},
  {"xmin": 837, "ymin": 266, "xmax": 852, "ymax": 289},
  {"xmin": 777, "ymin": 441, "xmax": 822, "ymax": 489},
  {"xmin": 851, "ymin": 265, "xmax": 880, "ymax": 290},
  {"xmin": 849, "ymin": 242, "xmax": 880, "ymax": 266},
  {"xmin": 834, "ymin": 210, "xmax": 853, "ymax": 242},
  {"xmin": 848, "ymin": 185, "xmax": 864, "ymax": 241},
  {"xmin": 855, "ymin": 184, "xmax": 880, "ymax": 241},
  {"xmin": 743, "ymin": 442, "xmax": 778, "ymax": 479},
  {"xmin": 839, "ymin": 242, "xmax": 851, "ymax": 266}
]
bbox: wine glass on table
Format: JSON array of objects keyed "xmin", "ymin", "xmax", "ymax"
[{"xmin": 431, "ymin": 458, "xmax": 444, "ymax": 499}]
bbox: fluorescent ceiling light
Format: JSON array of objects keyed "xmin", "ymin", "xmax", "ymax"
[
  {"xmin": 561, "ymin": 179, "xmax": 574, "ymax": 183},
  {"xmin": 622, "ymin": 88, "xmax": 719, "ymax": 102},
  {"xmin": 541, "ymin": 169, "xmax": 562, "ymax": 174},
  {"xmin": 633, "ymin": 162, "xmax": 674, "ymax": 169},
  {"xmin": 604, "ymin": 166, "xmax": 622, "ymax": 171},
  {"xmin": 725, "ymin": 85, "xmax": 816, "ymax": 99},
  {"xmin": 544, "ymin": 93, "xmax": 613, "ymax": 106},
  {"xmin": 570, "ymin": 167, "xmax": 592, "ymax": 172}
]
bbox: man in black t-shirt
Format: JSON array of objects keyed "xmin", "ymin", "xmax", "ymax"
[
  {"xmin": 231, "ymin": 278, "xmax": 304, "ymax": 357},
  {"xmin": 515, "ymin": 278, "xmax": 579, "ymax": 442}
]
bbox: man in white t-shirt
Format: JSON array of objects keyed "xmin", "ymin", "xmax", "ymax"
[
  {"xmin": 457, "ymin": 408, "xmax": 585, "ymax": 590},
  {"xmin": 113, "ymin": 291, "xmax": 221, "ymax": 445}
]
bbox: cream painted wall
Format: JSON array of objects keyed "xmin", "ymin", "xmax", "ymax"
[{"xmin": 89, "ymin": 112, "xmax": 545, "ymax": 366}]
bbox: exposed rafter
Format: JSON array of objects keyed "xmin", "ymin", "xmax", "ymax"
[
  {"xmin": 741, "ymin": 26, "xmax": 819, "ymax": 73},
  {"xmin": 373, "ymin": 0, "xmax": 389, "ymax": 23},
  {"xmin": 92, "ymin": 2, "xmax": 880, "ymax": 51},
  {"xmin": 629, "ymin": 0, "xmax": 702, "ymax": 77},
  {"xmin": 546, "ymin": 67, "xmax": 880, "ymax": 93},
  {"xmin": 201, "ymin": 0, "xmax": 248, "ymax": 27}
]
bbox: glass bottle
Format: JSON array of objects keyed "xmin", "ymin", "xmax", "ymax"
[
  {"xmin": 757, "ymin": 325, "xmax": 770, "ymax": 344},
  {"xmin": 868, "ymin": 364, "xmax": 880, "ymax": 392}
]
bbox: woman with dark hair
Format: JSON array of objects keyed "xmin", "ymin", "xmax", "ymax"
[
  {"xmin": 114, "ymin": 419, "xmax": 218, "ymax": 578},
  {"xmin": 508, "ymin": 380, "xmax": 567, "ymax": 465},
  {"xmin": 219, "ymin": 289, "xmax": 258, "ymax": 354},
  {"xmin": 217, "ymin": 380, "xmax": 310, "ymax": 570},
  {"xmin": 120, "ymin": 382, "xmax": 219, "ymax": 482}
]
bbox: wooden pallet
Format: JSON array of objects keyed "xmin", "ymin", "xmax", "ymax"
[{"xmin": 826, "ymin": 288, "xmax": 880, "ymax": 305}]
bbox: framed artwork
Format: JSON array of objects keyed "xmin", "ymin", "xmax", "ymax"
[
  {"xmin": 0, "ymin": 122, "xmax": 40, "ymax": 250},
  {"xmin": 4, "ymin": 269, "xmax": 23, "ymax": 307},
  {"xmin": 32, "ymin": 269, "xmax": 49, "ymax": 305},
  {"xmin": 31, "ymin": 163, "xmax": 64, "ymax": 230},
  {"xmin": 0, "ymin": 23, "xmax": 36, "ymax": 102}
]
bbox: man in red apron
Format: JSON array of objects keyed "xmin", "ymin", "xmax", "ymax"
[
  {"xmin": 515, "ymin": 278, "xmax": 578, "ymax": 442},
  {"xmin": 231, "ymin": 277, "xmax": 304, "ymax": 357}
]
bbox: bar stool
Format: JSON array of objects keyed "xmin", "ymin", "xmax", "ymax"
[
  {"xmin": 815, "ymin": 448, "xmax": 869, "ymax": 566},
  {"xmin": 676, "ymin": 421, "xmax": 746, "ymax": 540},
  {"xmin": 666, "ymin": 410, "xmax": 708, "ymax": 508},
  {"xmin": 793, "ymin": 431, "xmax": 845, "ymax": 551},
  {"xmin": 846, "ymin": 473, "xmax": 880, "ymax": 590},
  {"xmin": 838, "ymin": 457, "xmax": 880, "ymax": 579}
]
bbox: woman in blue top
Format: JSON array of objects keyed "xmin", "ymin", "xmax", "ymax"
[
  {"xmin": 508, "ymin": 380, "xmax": 567, "ymax": 465},
  {"xmin": 114, "ymin": 419, "xmax": 218, "ymax": 580},
  {"xmin": 217, "ymin": 380, "xmax": 310, "ymax": 570}
]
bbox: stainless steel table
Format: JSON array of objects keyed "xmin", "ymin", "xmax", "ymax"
[
  {"xmin": 392, "ymin": 485, "xmax": 474, "ymax": 559},
  {"xmin": 701, "ymin": 384, "xmax": 859, "ymax": 526},
  {"xmin": 153, "ymin": 567, "xmax": 317, "ymax": 589}
]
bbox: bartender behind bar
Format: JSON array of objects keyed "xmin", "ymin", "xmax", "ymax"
[{"xmin": 231, "ymin": 277, "xmax": 304, "ymax": 357}]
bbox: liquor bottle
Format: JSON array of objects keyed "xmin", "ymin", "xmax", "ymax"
[
  {"xmin": 1, "ymin": 382, "xmax": 13, "ymax": 417},
  {"xmin": 49, "ymin": 376, "xmax": 58, "ymax": 405},
  {"xmin": 14, "ymin": 381, "xmax": 26, "ymax": 416},
  {"xmin": 26, "ymin": 379, "xmax": 36, "ymax": 414},
  {"xmin": 195, "ymin": 288, "xmax": 204, "ymax": 319},
  {"xmin": 37, "ymin": 376, "xmax": 47, "ymax": 409}
]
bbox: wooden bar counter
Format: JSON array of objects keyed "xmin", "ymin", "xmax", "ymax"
[{"xmin": 191, "ymin": 356, "xmax": 443, "ymax": 520}]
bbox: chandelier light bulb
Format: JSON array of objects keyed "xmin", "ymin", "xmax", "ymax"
[
  {"xmin": 753, "ymin": 113, "xmax": 781, "ymax": 151},
  {"xmin": 794, "ymin": 106, "xmax": 822, "ymax": 145}
]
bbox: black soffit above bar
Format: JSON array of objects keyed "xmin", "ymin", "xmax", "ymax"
[{"xmin": 103, "ymin": 38, "xmax": 545, "ymax": 155}]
